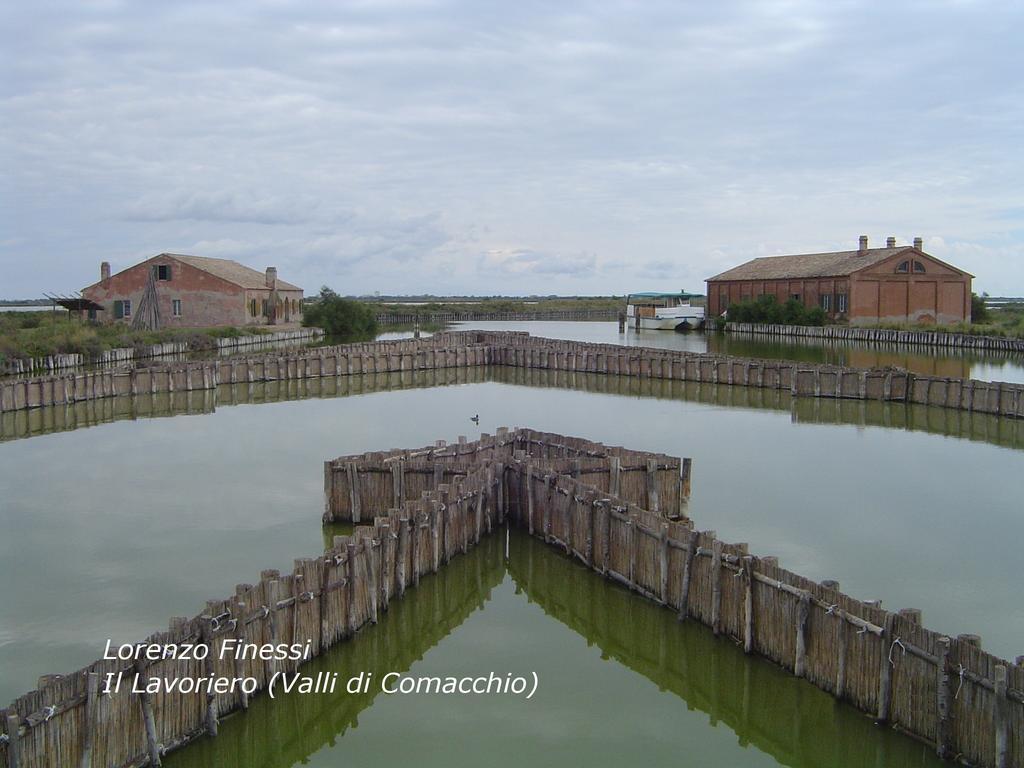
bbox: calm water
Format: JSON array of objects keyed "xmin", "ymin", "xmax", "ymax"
[
  {"xmin": 448, "ymin": 320, "xmax": 1024, "ymax": 383},
  {"xmin": 164, "ymin": 531, "xmax": 944, "ymax": 768},
  {"xmin": 1, "ymin": 332, "xmax": 1021, "ymax": 766}
]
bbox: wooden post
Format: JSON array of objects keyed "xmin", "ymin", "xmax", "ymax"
[
  {"xmin": 742, "ymin": 555, "xmax": 754, "ymax": 653},
  {"xmin": 346, "ymin": 543, "xmax": 358, "ymax": 633},
  {"xmin": 679, "ymin": 458, "xmax": 692, "ymax": 519},
  {"xmin": 626, "ymin": 517, "xmax": 636, "ymax": 586},
  {"xmin": 497, "ymin": 462, "xmax": 505, "ymax": 524},
  {"xmin": 5, "ymin": 712, "xmax": 21, "ymax": 768},
  {"xmin": 677, "ymin": 529, "xmax": 698, "ymax": 621},
  {"xmin": 411, "ymin": 509, "xmax": 421, "ymax": 587},
  {"xmin": 199, "ymin": 614, "xmax": 219, "ymax": 736},
  {"xmin": 391, "ymin": 461, "xmax": 404, "ymax": 507},
  {"xmin": 379, "ymin": 522, "xmax": 391, "ymax": 612},
  {"xmin": 565, "ymin": 488, "xmax": 574, "ymax": 556},
  {"xmin": 364, "ymin": 535, "xmax": 378, "ymax": 624},
  {"xmin": 585, "ymin": 497, "xmax": 595, "ymax": 566},
  {"xmin": 475, "ymin": 487, "xmax": 484, "ymax": 544},
  {"xmin": 935, "ymin": 637, "xmax": 951, "ymax": 759},
  {"xmin": 397, "ymin": 517, "xmax": 409, "ymax": 596},
  {"xmin": 794, "ymin": 592, "xmax": 811, "ymax": 678},
  {"xmin": 542, "ymin": 475, "xmax": 552, "ymax": 544},
  {"xmin": 232, "ymin": 598, "xmax": 249, "ymax": 712},
  {"xmin": 600, "ymin": 500, "xmax": 611, "ymax": 573},
  {"xmin": 711, "ymin": 539, "xmax": 723, "ymax": 635},
  {"xmin": 646, "ymin": 458, "xmax": 659, "ymax": 513},
  {"xmin": 135, "ymin": 659, "xmax": 162, "ymax": 766},
  {"xmin": 78, "ymin": 672, "xmax": 99, "ymax": 768},
  {"xmin": 526, "ymin": 465, "xmax": 535, "ymax": 536},
  {"xmin": 430, "ymin": 500, "xmax": 440, "ymax": 572},
  {"xmin": 610, "ymin": 456, "xmax": 621, "ymax": 497},
  {"xmin": 347, "ymin": 463, "xmax": 361, "ymax": 523},
  {"xmin": 994, "ymin": 664, "xmax": 1009, "ymax": 768},
  {"xmin": 659, "ymin": 523, "xmax": 670, "ymax": 604},
  {"xmin": 876, "ymin": 612, "xmax": 896, "ymax": 723}
]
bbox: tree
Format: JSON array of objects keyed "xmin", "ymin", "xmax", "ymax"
[
  {"xmin": 970, "ymin": 292, "xmax": 990, "ymax": 324},
  {"xmin": 302, "ymin": 287, "xmax": 379, "ymax": 338}
]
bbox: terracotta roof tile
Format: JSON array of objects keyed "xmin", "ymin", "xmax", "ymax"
[
  {"xmin": 706, "ymin": 247, "xmax": 911, "ymax": 282},
  {"xmin": 165, "ymin": 254, "xmax": 302, "ymax": 291}
]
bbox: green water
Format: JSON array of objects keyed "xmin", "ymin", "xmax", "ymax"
[
  {"xmin": 1, "ymin": 354, "xmax": 1021, "ymax": 766},
  {"xmin": 163, "ymin": 531, "xmax": 943, "ymax": 768}
]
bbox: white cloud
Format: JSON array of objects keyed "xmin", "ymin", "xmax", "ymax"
[{"xmin": 1, "ymin": 0, "xmax": 1023, "ymax": 296}]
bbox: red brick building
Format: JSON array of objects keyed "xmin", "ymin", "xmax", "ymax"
[
  {"xmin": 81, "ymin": 253, "xmax": 304, "ymax": 328},
  {"xmin": 705, "ymin": 236, "xmax": 973, "ymax": 325}
]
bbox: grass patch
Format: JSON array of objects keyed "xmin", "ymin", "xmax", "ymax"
[{"xmin": 0, "ymin": 312, "xmax": 281, "ymax": 365}]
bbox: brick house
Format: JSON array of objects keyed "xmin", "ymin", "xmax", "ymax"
[
  {"xmin": 705, "ymin": 236, "xmax": 973, "ymax": 325},
  {"xmin": 81, "ymin": 253, "xmax": 304, "ymax": 328}
]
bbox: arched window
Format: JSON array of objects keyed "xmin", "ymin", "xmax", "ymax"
[
  {"xmin": 896, "ymin": 260, "xmax": 909, "ymax": 273},
  {"xmin": 913, "ymin": 260, "xmax": 926, "ymax": 273}
]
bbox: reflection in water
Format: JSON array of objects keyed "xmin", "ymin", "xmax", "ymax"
[
  {"xmin": 165, "ymin": 530, "xmax": 942, "ymax": 768},
  {"xmin": 4, "ymin": 364, "xmax": 1023, "ymax": 451},
  {"xmin": 165, "ymin": 533, "xmax": 506, "ymax": 768},
  {"xmin": 449, "ymin": 320, "xmax": 1024, "ymax": 383}
]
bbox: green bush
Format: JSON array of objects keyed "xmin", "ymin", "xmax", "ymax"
[
  {"xmin": 302, "ymin": 287, "xmax": 379, "ymax": 339},
  {"xmin": 725, "ymin": 295, "xmax": 826, "ymax": 326}
]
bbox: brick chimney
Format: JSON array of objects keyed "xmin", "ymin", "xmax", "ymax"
[
  {"xmin": 886, "ymin": 236, "xmax": 896, "ymax": 248},
  {"xmin": 265, "ymin": 267, "xmax": 277, "ymax": 289},
  {"xmin": 858, "ymin": 235, "xmax": 868, "ymax": 253},
  {"xmin": 101, "ymin": 261, "xmax": 111, "ymax": 281},
  {"xmin": 913, "ymin": 237, "xmax": 923, "ymax": 250}
]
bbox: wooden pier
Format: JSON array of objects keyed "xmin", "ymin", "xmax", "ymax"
[{"xmin": 2, "ymin": 428, "xmax": 1021, "ymax": 768}]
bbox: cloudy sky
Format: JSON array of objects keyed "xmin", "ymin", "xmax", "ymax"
[{"xmin": 1, "ymin": 0, "xmax": 1022, "ymax": 298}]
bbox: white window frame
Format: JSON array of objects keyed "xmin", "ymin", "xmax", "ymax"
[
  {"xmin": 837, "ymin": 293, "xmax": 848, "ymax": 313},
  {"xmin": 123, "ymin": 299, "xmax": 132, "ymax": 318},
  {"xmin": 172, "ymin": 299, "xmax": 182, "ymax": 317}
]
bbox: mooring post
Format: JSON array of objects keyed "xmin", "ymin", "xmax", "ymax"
[
  {"xmin": 994, "ymin": 664, "xmax": 1009, "ymax": 768},
  {"xmin": 742, "ymin": 555, "xmax": 755, "ymax": 653},
  {"xmin": 711, "ymin": 540, "xmax": 723, "ymax": 635},
  {"xmin": 876, "ymin": 612, "xmax": 897, "ymax": 723},
  {"xmin": 677, "ymin": 529, "xmax": 698, "ymax": 621},
  {"xmin": 78, "ymin": 671, "xmax": 99, "ymax": 768},
  {"xmin": 135, "ymin": 659, "xmax": 162, "ymax": 766},
  {"xmin": 935, "ymin": 637, "xmax": 952, "ymax": 759}
]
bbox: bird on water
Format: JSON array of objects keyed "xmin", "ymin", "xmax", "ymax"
[{"xmin": 470, "ymin": 414, "xmax": 479, "ymax": 424}]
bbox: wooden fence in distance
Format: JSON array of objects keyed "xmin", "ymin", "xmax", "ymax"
[
  {"xmin": 727, "ymin": 322, "xmax": 1024, "ymax": 354},
  {"xmin": 3, "ymin": 332, "xmax": 1024, "ymax": 420}
]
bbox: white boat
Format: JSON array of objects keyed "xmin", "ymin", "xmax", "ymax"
[{"xmin": 625, "ymin": 292, "xmax": 706, "ymax": 331}]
